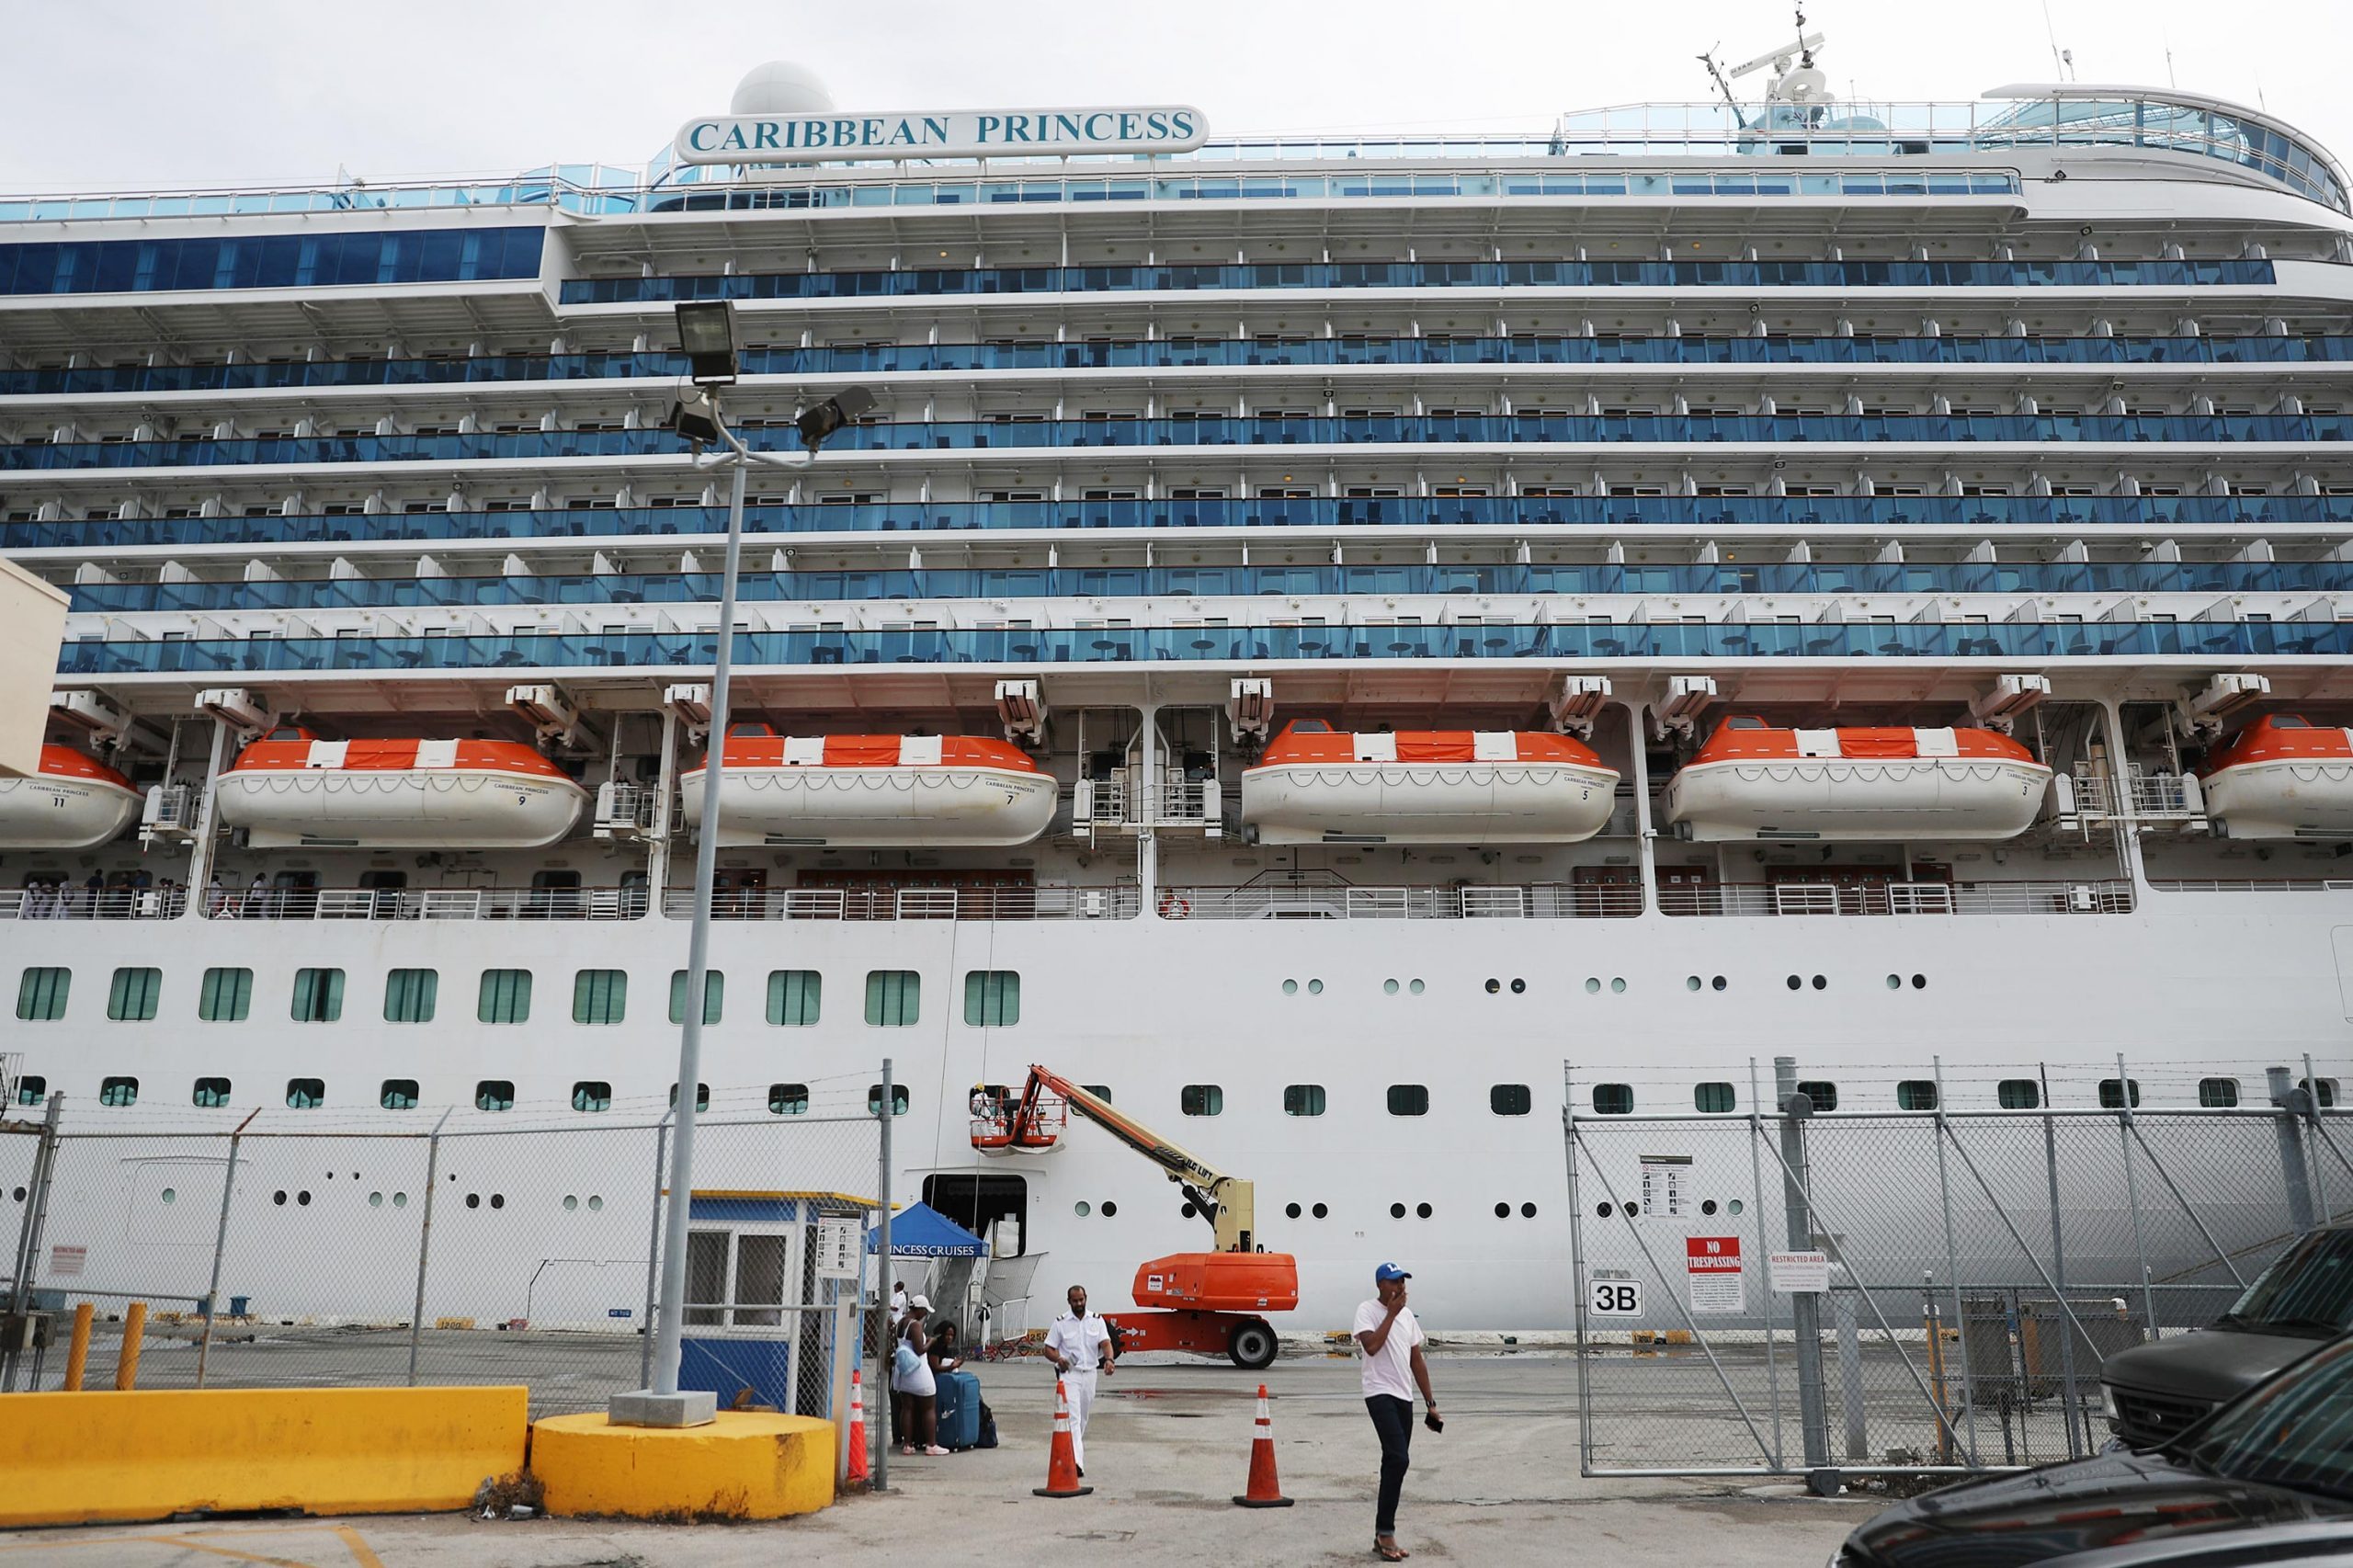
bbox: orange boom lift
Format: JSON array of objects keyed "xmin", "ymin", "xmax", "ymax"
[{"xmin": 972, "ymin": 1064, "xmax": 1296, "ymax": 1369}]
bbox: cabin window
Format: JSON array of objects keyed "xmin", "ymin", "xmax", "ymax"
[
  {"xmin": 108, "ymin": 967, "xmax": 161, "ymax": 1021},
  {"xmin": 767, "ymin": 970, "xmax": 821, "ymax": 1026},
  {"xmin": 199, "ymin": 967, "xmax": 252, "ymax": 1022},
  {"xmin": 380, "ymin": 1079, "xmax": 420, "ymax": 1111},
  {"xmin": 16, "ymin": 967, "xmax": 69, "ymax": 1021},
  {"xmin": 1694, "ymin": 1082, "xmax": 1736, "ymax": 1114},
  {"xmin": 1492, "ymin": 1084, "xmax": 1533, "ymax": 1116},
  {"xmin": 963, "ymin": 970, "xmax": 1021, "ymax": 1027},
  {"xmin": 382, "ymin": 968, "xmax": 438, "ymax": 1024},
  {"xmin": 14, "ymin": 1076, "xmax": 44, "ymax": 1106},
  {"xmin": 2198, "ymin": 1077, "xmax": 2240, "ymax": 1108},
  {"xmin": 285, "ymin": 1077, "xmax": 325, "ymax": 1109},
  {"xmin": 474, "ymin": 1080, "xmax": 515, "ymax": 1112},
  {"xmin": 2304, "ymin": 1077, "xmax": 2338, "ymax": 1108},
  {"xmin": 1590, "ymin": 1084, "xmax": 1633, "ymax": 1116},
  {"xmin": 864, "ymin": 970, "xmax": 920, "ymax": 1027},
  {"xmin": 477, "ymin": 970, "xmax": 532, "ymax": 1024},
  {"xmin": 1181, "ymin": 1084, "xmax": 1223, "ymax": 1117},
  {"xmin": 669, "ymin": 970, "xmax": 724, "ymax": 1026},
  {"xmin": 868, "ymin": 1084, "xmax": 911, "ymax": 1116},
  {"xmin": 1998, "ymin": 1079, "xmax": 2040, "ymax": 1109},
  {"xmin": 668, "ymin": 1083, "xmax": 711, "ymax": 1111},
  {"xmin": 1389, "ymin": 1084, "xmax": 1432, "ymax": 1117},
  {"xmin": 572, "ymin": 1081, "xmax": 612, "ymax": 1113},
  {"xmin": 572, "ymin": 969, "xmax": 627, "ymax": 1026},
  {"xmin": 192, "ymin": 1077, "xmax": 231, "ymax": 1108},
  {"xmin": 1284, "ymin": 1085, "xmax": 1327, "ymax": 1117},
  {"xmin": 768, "ymin": 1083, "xmax": 810, "ymax": 1116},
  {"xmin": 2098, "ymin": 1077, "xmax": 2141, "ymax": 1109},
  {"xmin": 290, "ymin": 968, "xmax": 345, "ymax": 1023},
  {"xmin": 1897, "ymin": 1080, "xmax": 1938, "ymax": 1111},
  {"xmin": 99, "ymin": 1076, "xmax": 138, "ymax": 1108},
  {"xmin": 1796, "ymin": 1080, "xmax": 1839, "ymax": 1111}
]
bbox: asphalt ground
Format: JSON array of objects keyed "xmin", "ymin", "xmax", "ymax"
[{"xmin": 0, "ymin": 1350, "xmax": 1880, "ymax": 1567}]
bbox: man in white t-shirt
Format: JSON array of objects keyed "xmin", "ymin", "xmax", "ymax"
[
  {"xmin": 1042, "ymin": 1282, "xmax": 1117, "ymax": 1476},
  {"xmin": 1354, "ymin": 1262, "xmax": 1438, "ymax": 1562}
]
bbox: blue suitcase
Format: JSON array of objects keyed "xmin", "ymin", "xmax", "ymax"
[{"xmin": 934, "ymin": 1368, "xmax": 983, "ymax": 1450}]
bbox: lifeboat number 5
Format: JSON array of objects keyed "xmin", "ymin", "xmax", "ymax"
[{"xmin": 1158, "ymin": 892, "xmax": 1192, "ymax": 920}]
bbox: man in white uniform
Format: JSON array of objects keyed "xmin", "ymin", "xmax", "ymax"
[
  {"xmin": 1041, "ymin": 1283, "xmax": 1117, "ymax": 1475},
  {"xmin": 1354, "ymin": 1262, "xmax": 1439, "ymax": 1562}
]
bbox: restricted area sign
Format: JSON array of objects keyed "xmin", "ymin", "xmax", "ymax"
[
  {"xmin": 813, "ymin": 1218, "xmax": 862, "ymax": 1279},
  {"xmin": 1589, "ymin": 1274, "xmax": 1644, "ymax": 1317},
  {"xmin": 1686, "ymin": 1235, "xmax": 1745, "ymax": 1313},
  {"xmin": 1768, "ymin": 1249, "xmax": 1832, "ymax": 1294}
]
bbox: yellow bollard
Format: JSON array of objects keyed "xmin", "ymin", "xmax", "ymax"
[
  {"xmin": 63, "ymin": 1303, "xmax": 93, "ymax": 1391},
  {"xmin": 115, "ymin": 1301, "xmax": 146, "ymax": 1392}
]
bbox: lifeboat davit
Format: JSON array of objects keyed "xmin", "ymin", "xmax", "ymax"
[
  {"xmin": 679, "ymin": 726, "xmax": 1057, "ymax": 847},
  {"xmin": 1240, "ymin": 721, "xmax": 1620, "ymax": 845},
  {"xmin": 1663, "ymin": 717, "xmax": 2052, "ymax": 842},
  {"xmin": 0, "ymin": 744, "xmax": 142, "ymax": 850},
  {"xmin": 215, "ymin": 729, "xmax": 588, "ymax": 849},
  {"xmin": 2200, "ymin": 715, "xmax": 2353, "ymax": 838}
]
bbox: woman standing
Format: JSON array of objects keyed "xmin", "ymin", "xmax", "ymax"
[{"xmin": 892, "ymin": 1295, "xmax": 948, "ymax": 1456}]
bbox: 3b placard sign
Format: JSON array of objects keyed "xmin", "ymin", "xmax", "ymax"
[{"xmin": 1590, "ymin": 1276, "xmax": 1644, "ymax": 1316}]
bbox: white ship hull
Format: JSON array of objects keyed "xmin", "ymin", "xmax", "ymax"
[
  {"xmin": 1242, "ymin": 761, "xmax": 1618, "ymax": 845},
  {"xmin": 1663, "ymin": 757, "xmax": 2052, "ymax": 843}
]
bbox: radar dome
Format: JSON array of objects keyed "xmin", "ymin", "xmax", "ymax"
[{"xmin": 732, "ymin": 62, "xmax": 835, "ymax": 117}]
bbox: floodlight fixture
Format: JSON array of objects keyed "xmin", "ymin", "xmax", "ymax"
[{"xmin": 674, "ymin": 299, "xmax": 740, "ymax": 385}]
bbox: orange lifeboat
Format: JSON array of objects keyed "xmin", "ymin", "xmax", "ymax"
[
  {"xmin": 2200, "ymin": 715, "xmax": 2353, "ymax": 839},
  {"xmin": 215, "ymin": 728, "xmax": 588, "ymax": 848},
  {"xmin": 1663, "ymin": 717, "xmax": 2051, "ymax": 842},
  {"xmin": 1240, "ymin": 721, "xmax": 1620, "ymax": 845},
  {"xmin": 0, "ymin": 744, "xmax": 142, "ymax": 850},
  {"xmin": 679, "ymin": 725, "xmax": 1057, "ymax": 847}
]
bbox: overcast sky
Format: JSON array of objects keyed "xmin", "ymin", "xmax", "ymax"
[{"xmin": 2, "ymin": 0, "xmax": 2346, "ymax": 191}]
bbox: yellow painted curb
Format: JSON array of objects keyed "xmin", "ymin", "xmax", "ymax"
[
  {"xmin": 531, "ymin": 1411, "xmax": 837, "ymax": 1520},
  {"xmin": 0, "ymin": 1386, "xmax": 528, "ymax": 1527}
]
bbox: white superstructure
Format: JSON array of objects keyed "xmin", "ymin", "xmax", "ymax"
[{"xmin": 6, "ymin": 38, "xmax": 2353, "ymax": 1331}]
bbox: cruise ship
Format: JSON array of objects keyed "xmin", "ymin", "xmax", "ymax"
[{"xmin": 5, "ymin": 35, "xmax": 2353, "ymax": 1336}]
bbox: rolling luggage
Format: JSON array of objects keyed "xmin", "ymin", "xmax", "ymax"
[{"xmin": 934, "ymin": 1368, "xmax": 983, "ymax": 1450}]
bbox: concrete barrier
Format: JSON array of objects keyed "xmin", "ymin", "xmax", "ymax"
[
  {"xmin": 0, "ymin": 1386, "xmax": 529, "ymax": 1527},
  {"xmin": 531, "ymin": 1411, "xmax": 836, "ymax": 1519}
]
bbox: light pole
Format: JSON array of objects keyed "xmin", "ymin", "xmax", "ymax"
[{"xmin": 619, "ymin": 298, "xmax": 872, "ymax": 1426}]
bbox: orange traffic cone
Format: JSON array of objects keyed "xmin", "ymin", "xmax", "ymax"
[
  {"xmin": 1232, "ymin": 1382, "xmax": 1294, "ymax": 1507},
  {"xmin": 1033, "ymin": 1377, "xmax": 1094, "ymax": 1498},
  {"xmin": 846, "ymin": 1366, "xmax": 870, "ymax": 1486}
]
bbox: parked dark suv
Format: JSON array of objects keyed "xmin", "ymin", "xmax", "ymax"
[{"xmin": 2103, "ymin": 1220, "xmax": 2353, "ymax": 1448}]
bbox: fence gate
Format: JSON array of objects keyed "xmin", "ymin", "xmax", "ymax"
[{"xmin": 1563, "ymin": 1059, "xmax": 2341, "ymax": 1483}]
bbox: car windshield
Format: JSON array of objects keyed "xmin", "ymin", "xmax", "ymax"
[
  {"xmin": 2215, "ymin": 1229, "xmax": 2353, "ymax": 1336},
  {"xmin": 2176, "ymin": 1337, "xmax": 2353, "ymax": 1502}
]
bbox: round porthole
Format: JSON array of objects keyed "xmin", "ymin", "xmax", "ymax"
[
  {"xmin": 587, "ymin": 1196, "xmax": 603, "ymax": 1211},
  {"xmin": 160, "ymin": 1187, "xmax": 176, "ymax": 1204},
  {"xmin": 1383, "ymin": 978, "xmax": 1399, "ymax": 995},
  {"xmin": 1100, "ymin": 1200, "xmax": 1118, "ymax": 1218},
  {"xmin": 1596, "ymin": 1202, "xmax": 1614, "ymax": 1218},
  {"xmin": 563, "ymin": 1195, "xmax": 578, "ymax": 1211},
  {"xmin": 464, "ymin": 1193, "xmax": 481, "ymax": 1210},
  {"xmin": 1074, "ymin": 1201, "xmax": 1092, "ymax": 1217},
  {"xmin": 1585, "ymin": 977, "xmax": 1601, "ymax": 994},
  {"xmin": 369, "ymin": 1192, "xmax": 384, "ymax": 1209},
  {"xmin": 1623, "ymin": 1200, "xmax": 1640, "ymax": 1217},
  {"xmin": 490, "ymin": 1194, "xmax": 505, "ymax": 1210},
  {"xmin": 1484, "ymin": 978, "xmax": 1501, "ymax": 994},
  {"xmin": 1311, "ymin": 1202, "xmax": 1328, "ymax": 1219},
  {"xmin": 1390, "ymin": 1202, "xmax": 1407, "ymax": 1219},
  {"xmin": 1286, "ymin": 1202, "xmax": 1302, "ymax": 1219},
  {"xmin": 1701, "ymin": 1199, "xmax": 1718, "ymax": 1216},
  {"xmin": 392, "ymin": 1192, "xmax": 408, "ymax": 1208},
  {"xmin": 296, "ymin": 1191, "xmax": 311, "ymax": 1206},
  {"xmin": 1786, "ymin": 974, "xmax": 1802, "ymax": 990},
  {"xmin": 1509, "ymin": 978, "xmax": 1526, "ymax": 994},
  {"xmin": 1609, "ymin": 977, "xmax": 1626, "ymax": 994},
  {"xmin": 1495, "ymin": 1201, "xmax": 1510, "ymax": 1218},
  {"xmin": 1912, "ymin": 974, "xmax": 1927, "ymax": 989},
  {"xmin": 1711, "ymin": 975, "xmax": 1727, "ymax": 992},
  {"xmin": 1415, "ymin": 1203, "xmax": 1433, "ymax": 1219},
  {"xmin": 1686, "ymin": 975, "xmax": 1702, "ymax": 991},
  {"xmin": 1812, "ymin": 974, "xmax": 1826, "ymax": 990},
  {"xmin": 1281, "ymin": 979, "xmax": 1298, "ymax": 995},
  {"xmin": 272, "ymin": 1190, "xmax": 288, "ymax": 1206},
  {"xmin": 1307, "ymin": 979, "xmax": 1324, "ymax": 994},
  {"xmin": 1520, "ymin": 1202, "xmax": 1537, "ymax": 1219},
  {"xmin": 1886, "ymin": 974, "xmax": 1902, "ymax": 989},
  {"xmin": 1408, "ymin": 979, "xmax": 1425, "ymax": 994},
  {"xmin": 1728, "ymin": 1199, "xmax": 1746, "ymax": 1216}
]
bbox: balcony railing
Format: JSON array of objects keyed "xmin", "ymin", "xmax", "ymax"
[
  {"xmin": 1661, "ymin": 880, "xmax": 2134, "ymax": 916},
  {"xmin": 658, "ymin": 885, "xmax": 1139, "ymax": 921},
  {"xmin": 2, "ymin": 887, "xmax": 185, "ymax": 920},
  {"xmin": 1154, "ymin": 883, "xmax": 1642, "ymax": 919},
  {"xmin": 199, "ymin": 886, "xmax": 647, "ymax": 920}
]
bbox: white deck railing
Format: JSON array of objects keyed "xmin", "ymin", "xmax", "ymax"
[{"xmin": 1661, "ymin": 880, "xmax": 2135, "ymax": 917}]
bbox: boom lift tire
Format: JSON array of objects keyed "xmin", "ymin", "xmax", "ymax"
[{"xmin": 1228, "ymin": 1317, "xmax": 1278, "ymax": 1370}]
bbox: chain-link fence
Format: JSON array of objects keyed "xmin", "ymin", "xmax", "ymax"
[
  {"xmin": 1564, "ymin": 1057, "xmax": 2352, "ymax": 1481},
  {"xmin": 1, "ymin": 1083, "xmax": 882, "ymax": 1422}
]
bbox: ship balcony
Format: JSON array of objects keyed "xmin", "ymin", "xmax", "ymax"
[
  {"xmin": 1151, "ymin": 882, "xmax": 1643, "ymax": 919},
  {"xmin": 1660, "ymin": 879, "xmax": 2135, "ymax": 917},
  {"xmin": 657, "ymin": 883, "xmax": 1141, "ymax": 921},
  {"xmin": 183, "ymin": 885, "xmax": 650, "ymax": 921},
  {"xmin": 3, "ymin": 886, "xmax": 186, "ymax": 920}
]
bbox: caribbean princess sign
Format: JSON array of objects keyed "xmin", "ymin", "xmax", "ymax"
[{"xmin": 675, "ymin": 105, "xmax": 1208, "ymax": 164}]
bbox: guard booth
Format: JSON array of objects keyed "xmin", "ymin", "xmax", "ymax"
[{"xmin": 678, "ymin": 1189, "xmax": 869, "ymax": 1430}]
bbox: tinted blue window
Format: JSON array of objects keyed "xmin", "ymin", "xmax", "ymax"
[{"xmin": 0, "ymin": 226, "xmax": 542, "ymax": 294}]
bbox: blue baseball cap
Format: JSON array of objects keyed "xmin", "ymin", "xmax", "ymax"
[{"xmin": 1374, "ymin": 1262, "xmax": 1413, "ymax": 1282}]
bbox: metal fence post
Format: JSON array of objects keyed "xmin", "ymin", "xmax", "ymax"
[
  {"xmin": 639, "ymin": 1112, "xmax": 672, "ymax": 1390},
  {"xmin": 2269, "ymin": 1066, "xmax": 2320, "ymax": 1235},
  {"xmin": 1930, "ymin": 1058, "xmax": 1982, "ymax": 1465},
  {"xmin": 2304, "ymin": 1053, "xmax": 2335, "ymax": 1224},
  {"xmin": 2114, "ymin": 1053, "xmax": 2161, "ymax": 1341},
  {"xmin": 874, "ymin": 1057, "xmax": 892, "ymax": 1494},
  {"xmin": 1771, "ymin": 1058, "xmax": 1833, "ymax": 1489},
  {"xmin": 2040, "ymin": 1064, "xmax": 2084, "ymax": 1460},
  {"xmin": 1561, "ymin": 1062, "xmax": 1596, "ymax": 1476},
  {"xmin": 1833, "ymin": 1290, "xmax": 1868, "ymax": 1462},
  {"xmin": 195, "ymin": 1110, "xmax": 257, "ymax": 1389},
  {"xmin": 1746, "ymin": 1057, "xmax": 1784, "ymax": 1469},
  {"xmin": 406, "ymin": 1108, "xmax": 452, "ymax": 1386},
  {"xmin": 2, "ymin": 1093, "xmax": 63, "ymax": 1392}
]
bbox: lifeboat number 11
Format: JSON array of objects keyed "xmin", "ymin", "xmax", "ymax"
[{"xmin": 1589, "ymin": 1278, "xmax": 1643, "ymax": 1316}]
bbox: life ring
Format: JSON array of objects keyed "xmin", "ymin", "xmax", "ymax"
[{"xmin": 1158, "ymin": 892, "xmax": 1192, "ymax": 920}]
